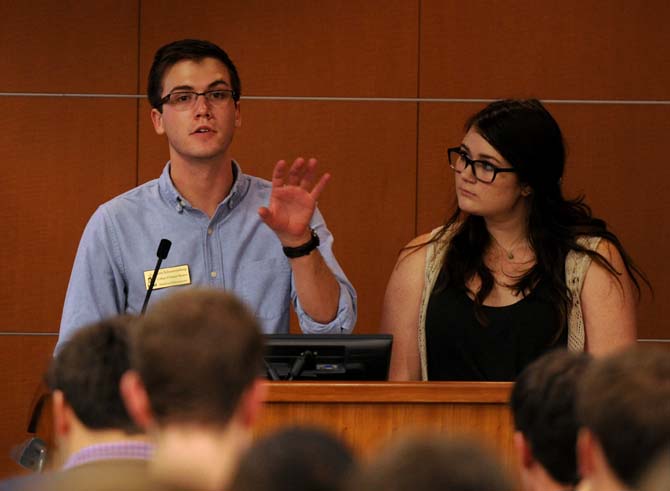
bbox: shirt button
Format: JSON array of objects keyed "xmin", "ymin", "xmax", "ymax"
[
  {"xmin": 207, "ymin": 228, "xmax": 213, "ymax": 235},
  {"xmin": 210, "ymin": 271, "xmax": 217, "ymax": 278}
]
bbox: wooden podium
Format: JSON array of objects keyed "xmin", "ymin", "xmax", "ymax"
[
  {"xmin": 255, "ymin": 381, "xmax": 516, "ymax": 467},
  {"xmin": 20, "ymin": 381, "xmax": 516, "ymax": 476}
]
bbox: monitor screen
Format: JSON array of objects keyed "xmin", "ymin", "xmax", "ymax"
[{"xmin": 263, "ymin": 334, "xmax": 393, "ymax": 381}]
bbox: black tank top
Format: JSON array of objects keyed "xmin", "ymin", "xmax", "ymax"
[{"xmin": 425, "ymin": 281, "xmax": 567, "ymax": 381}]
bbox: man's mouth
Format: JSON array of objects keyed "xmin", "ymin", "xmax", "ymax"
[{"xmin": 192, "ymin": 127, "xmax": 214, "ymax": 134}]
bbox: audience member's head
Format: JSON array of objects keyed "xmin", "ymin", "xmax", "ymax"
[
  {"xmin": 230, "ymin": 426, "xmax": 356, "ymax": 491},
  {"xmin": 510, "ymin": 349, "xmax": 592, "ymax": 491},
  {"xmin": 576, "ymin": 346, "xmax": 670, "ymax": 491},
  {"xmin": 47, "ymin": 315, "xmax": 141, "ymax": 458},
  {"xmin": 348, "ymin": 433, "xmax": 512, "ymax": 491},
  {"xmin": 123, "ymin": 287, "xmax": 264, "ymax": 429},
  {"xmin": 120, "ymin": 288, "xmax": 264, "ymax": 491}
]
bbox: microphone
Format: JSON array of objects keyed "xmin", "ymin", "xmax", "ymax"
[
  {"xmin": 288, "ymin": 350, "xmax": 315, "ymax": 381},
  {"xmin": 141, "ymin": 239, "xmax": 172, "ymax": 314},
  {"xmin": 11, "ymin": 437, "xmax": 47, "ymax": 472}
]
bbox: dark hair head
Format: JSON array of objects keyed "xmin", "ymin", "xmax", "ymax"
[
  {"xmin": 466, "ymin": 99, "xmax": 565, "ymax": 199},
  {"xmin": 230, "ymin": 426, "xmax": 356, "ymax": 491},
  {"xmin": 576, "ymin": 347, "xmax": 670, "ymax": 487},
  {"xmin": 47, "ymin": 315, "xmax": 139, "ymax": 433},
  {"xmin": 511, "ymin": 349, "xmax": 592, "ymax": 485},
  {"xmin": 131, "ymin": 288, "xmax": 263, "ymax": 427},
  {"xmin": 148, "ymin": 39, "xmax": 241, "ymax": 111},
  {"xmin": 348, "ymin": 433, "xmax": 513, "ymax": 491}
]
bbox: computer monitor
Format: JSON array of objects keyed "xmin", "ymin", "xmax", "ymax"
[{"xmin": 263, "ymin": 334, "xmax": 393, "ymax": 381}]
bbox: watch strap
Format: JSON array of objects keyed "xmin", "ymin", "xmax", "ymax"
[{"xmin": 282, "ymin": 229, "xmax": 320, "ymax": 258}]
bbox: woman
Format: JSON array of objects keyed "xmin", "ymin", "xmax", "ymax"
[{"xmin": 382, "ymin": 99, "xmax": 647, "ymax": 381}]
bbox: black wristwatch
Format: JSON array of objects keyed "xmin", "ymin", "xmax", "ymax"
[{"xmin": 282, "ymin": 229, "xmax": 320, "ymax": 258}]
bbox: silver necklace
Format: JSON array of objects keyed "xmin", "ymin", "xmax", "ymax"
[{"xmin": 490, "ymin": 234, "xmax": 527, "ymax": 260}]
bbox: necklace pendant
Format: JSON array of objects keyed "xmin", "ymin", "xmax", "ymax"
[{"xmin": 507, "ymin": 251, "xmax": 514, "ymax": 260}]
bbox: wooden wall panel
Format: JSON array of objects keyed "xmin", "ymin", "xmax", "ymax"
[
  {"xmin": 139, "ymin": 0, "xmax": 418, "ymax": 97},
  {"xmin": 0, "ymin": 98, "xmax": 138, "ymax": 332},
  {"xmin": 420, "ymin": 0, "xmax": 670, "ymax": 100},
  {"xmin": 138, "ymin": 100, "xmax": 418, "ymax": 333},
  {"xmin": 417, "ymin": 102, "xmax": 670, "ymax": 340},
  {"xmin": 0, "ymin": 1, "xmax": 138, "ymax": 93},
  {"xmin": 551, "ymin": 103, "xmax": 670, "ymax": 340},
  {"xmin": 416, "ymin": 102, "xmax": 476, "ymax": 234},
  {"xmin": 0, "ymin": 335, "xmax": 56, "ymax": 478}
]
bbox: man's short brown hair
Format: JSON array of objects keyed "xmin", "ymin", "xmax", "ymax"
[
  {"xmin": 576, "ymin": 347, "xmax": 670, "ymax": 487},
  {"xmin": 132, "ymin": 288, "xmax": 263, "ymax": 426},
  {"xmin": 47, "ymin": 315, "xmax": 139, "ymax": 433},
  {"xmin": 511, "ymin": 349, "xmax": 592, "ymax": 485},
  {"xmin": 349, "ymin": 434, "xmax": 513, "ymax": 491}
]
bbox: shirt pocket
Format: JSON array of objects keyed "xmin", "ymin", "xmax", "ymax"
[{"xmin": 239, "ymin": 257, "xmax": 292, "ymax": 320}]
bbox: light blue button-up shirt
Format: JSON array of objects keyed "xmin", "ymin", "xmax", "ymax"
[{"xmin": 57, "ymin": 162, "xmax": 357, "ymax": 353}]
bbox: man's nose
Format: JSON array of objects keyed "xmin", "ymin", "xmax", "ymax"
[{"xmin": 194, "ymin": 94, "xmax": 212, "ymax": 116}]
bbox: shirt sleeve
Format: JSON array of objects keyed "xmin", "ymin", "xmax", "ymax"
[
  {"xmin": 291, "ymin": 209, "xmax": 357, "ymax": 334},
  {"xmin": 56, "ymin": 206, "xmax": 127, "ymax": 354}
]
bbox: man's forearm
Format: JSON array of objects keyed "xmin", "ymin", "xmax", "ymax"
[{"xmin": 289, "ymin": 250, "xmax": 341, "ymax": 324}]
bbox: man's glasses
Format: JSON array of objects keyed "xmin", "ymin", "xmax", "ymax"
[
  {"xmin": 447, "ymin": 147, "xmax": 516, "ymax": 183},
  {"xmin": 160, "ymin": 89, "xmax": 237, "ymax": 111}
]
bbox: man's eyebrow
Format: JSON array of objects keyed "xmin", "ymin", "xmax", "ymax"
[
  {"xmin": 168, "ymin": 85, "xmax": 194, "ymax": 92},
  {"xmin": 167, "ymin": 80, "xmax": 231, "ymax": 93}
]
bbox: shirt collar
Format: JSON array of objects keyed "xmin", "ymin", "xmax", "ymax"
[
  {"xmin": 158, "ymin": 160, "xmax": 250, "ymax": 214},
  {"xmin": 62, "ymin": 441, "xmax": 154, "ymax": 470}
]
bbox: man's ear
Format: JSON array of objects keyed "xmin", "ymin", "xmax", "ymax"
[
  {"xmin": 150, "ymin": 108, "xmax": 165, "ymax": 135},
  {"xmin": 577, "ymin": 427, "xmax": 595, "ymax": 480},
  {"xmin": 234, "ymin": 100, "xmax": 242, "ymax": 128},
  {"xmin": 52, "ymin": 390, "xmax": 71, "ymax": 438},
  {"xmin": 513, "ymin": 431, "xmax": 535, "ymax": 469},
  {"xmin": 238, "ymin": 378, "xmax": 266, "ymax": 428},
  {"xmin": 120, "ymin": 370, "xmax": 155, "ymax": 430}
]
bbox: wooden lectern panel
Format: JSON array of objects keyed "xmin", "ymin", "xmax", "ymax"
[{"xmin": 256, "ymin": 382, "xmax": 515, "ymax": 468}]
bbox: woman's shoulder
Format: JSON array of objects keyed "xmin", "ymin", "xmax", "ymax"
[
  {"xmin": 574, "ymin": 234, "xmax": 603, "ymax": 252},
  {"xmin": 400, "ymin": 225, "xmax": 454, "ymax": 259}
]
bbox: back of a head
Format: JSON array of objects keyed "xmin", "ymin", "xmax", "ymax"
[
  {"xmin": 132, "ymin": 288, "xmax": 263, "ymax": 427},
  {"xmin": 349, "ymin": 434, "xmax": 512, "ymax": 491},
  {"xmin": 577, "ymin": 347, "xmax": 670, "ymax": 487},
  {"xmin": 47, "ymin": 315, "xmax": 139, "ymax": 433},
  {"xmin": 230, "ymin": 426, "xmax": 356, "ymax": 491},
  {"xmin": 511, "ymin": 349, "xmax": 592, "ymax": 485}
]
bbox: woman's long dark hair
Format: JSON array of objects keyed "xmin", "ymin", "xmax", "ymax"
[{"xmin": 431, "ymin": 99, "xmax": 649, "ymax": 332}]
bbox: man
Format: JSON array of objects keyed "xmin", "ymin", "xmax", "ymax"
[
  {"xmin": 348, "ymin": 433, "xmax": 512, "ymax": 491},
  {"xmin": 510, "ymin": 350, "xmax": 592, "ymax": 491},
  {"xmin": 121, "ymin": 288, "xmax": 265, "ymax": 491},
  {"xmin": 57, "ymin": 38, "xmax": 356, "ymax": 352},
  {"xmin": 229, "ymin": 426, "xmax": 356, "ymax": 491},
  {"xmin": 576, "ymin": 347, "xmax": 670, "ymax": 491},
  {"xmin": 1, "ymin": 316, "xmax": 153, "ymax": 491}
]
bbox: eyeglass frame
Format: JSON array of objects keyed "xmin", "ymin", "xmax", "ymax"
[
  {"xmin": 159, "ymin": 89, "xmax": 238, "ymax": 110},
  {"xmin": 447, "ymin": 146, "xmax": 517, "ymax": 183}
]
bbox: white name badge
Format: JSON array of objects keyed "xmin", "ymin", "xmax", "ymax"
[{"xmin": 143, "ymin": 265, "xmax": 191, "ymax": 290}]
